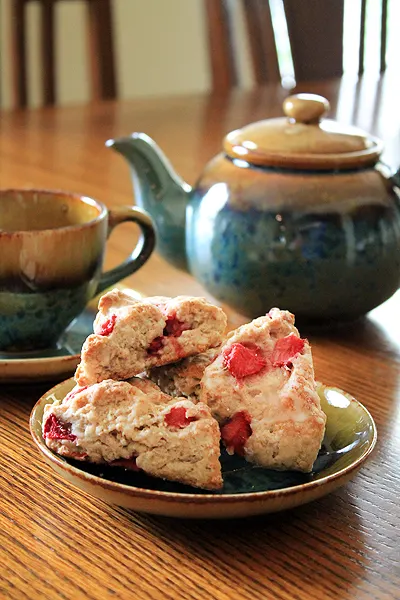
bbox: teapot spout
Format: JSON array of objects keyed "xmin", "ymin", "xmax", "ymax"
[{"xmin": 106, "ymin": 133, "xmax": 191, "ymax": 272}]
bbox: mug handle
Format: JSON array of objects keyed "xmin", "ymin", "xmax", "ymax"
[{"xmin": 95, "ymin": 206, "xmax": 156, "ymax": 296}]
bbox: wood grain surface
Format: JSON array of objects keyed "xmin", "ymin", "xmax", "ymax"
[{"xmin": 1, "ymin": 75, "xmax": 400, "ymax": 599}]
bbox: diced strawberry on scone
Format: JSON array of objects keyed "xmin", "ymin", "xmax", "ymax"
[
  {"xmin": 223, "ymin": 343, "xmax": 266, "ymax": 379},
  {"xmin": 147, "ymin": 336, "xmax": 164, "ymax": 356},
  {"xmin": 271, "ymin": 334, "xmax": 305, "ymax": 367},
  {"xmin": 43, "ymin": 414, "xmax": 76, "ymax": 441},
  {"xmin": 164, "ymin": 406, "xmax": 198, "ymax": 428},
  {"xmin": 98, "ymin": 314, "xmax": 117, "ymax": 336},
  {"xmin": 163, "ymin": 315, "xmax": 190, "ymax": 337},
  {"xmin": 220, "ymin": 411, "xmax": 252, "ymax": 456}
]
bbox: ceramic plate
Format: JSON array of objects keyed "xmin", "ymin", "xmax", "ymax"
[
  {"xmin": 30, "ymin": 380, "xmax": 377, "ymax": 519},
  {"xmin": 0, "ymin": 287, "xmax": 142, "ymax": 383}
]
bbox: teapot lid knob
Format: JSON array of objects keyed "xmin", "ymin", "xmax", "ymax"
[{"xmin": 283, "ymin": 93, "xmax": 330, "ymax": 124}]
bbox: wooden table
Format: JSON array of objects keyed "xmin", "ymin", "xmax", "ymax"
[{"xmin": 1, "ymin": 76, "xmax": 400, "ymax": 599}]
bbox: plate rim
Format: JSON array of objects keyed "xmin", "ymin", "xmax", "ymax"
[
  {"xmin": 30, "ymin": 378, "xmax": 378, "ymax": 505},
  {"xmin": 0, "ymin": 352, "xmax": 80, "ymax": 366}
]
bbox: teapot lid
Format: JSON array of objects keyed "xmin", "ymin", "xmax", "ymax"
[{"xmin": 223, "ymin": 93, "xmax": 383, "ymax": 170}]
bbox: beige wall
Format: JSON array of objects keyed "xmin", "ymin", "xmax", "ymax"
[{"xmin": 0, "ymin": 0, "xmax": 221, "ymax": 108}]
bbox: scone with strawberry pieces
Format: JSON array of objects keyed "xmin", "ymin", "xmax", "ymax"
[
  {"xmin": 200, "ymin": 308, "xmax": 326, "ymax": 473},
  {"xmin": 43, "ymin": 378, "xmax": 222, "ymax": 490},
  {"xmin": 75, "ymin": 289, "xmax": 227, "ymax": 386},
  {"xmin": 147, "ymin": 347, "xmax": 220, "ymax": 402}
]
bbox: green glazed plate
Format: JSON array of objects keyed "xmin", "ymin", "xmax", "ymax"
[{"xmin": 30, "ymin": 379, "xmax": 377, "ymax": 519}]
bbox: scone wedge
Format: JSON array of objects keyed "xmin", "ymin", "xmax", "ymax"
[
  {"xmin": 43, "ymin": 379, "xmax": 222, "ymax": 490},
  {"xmin": 75, "ymin": 289, "xmax": 227, "ymax": 385},
  {"xmin": 200, "ymin": 308, "xmax": 326, "ymax": 473}
]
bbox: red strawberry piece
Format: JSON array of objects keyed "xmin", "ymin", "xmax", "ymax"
[
  {"xmin": 165, "ymin": 406, "xmax": 196, "ymax": 428},
  {"xmin": 43, "ymin": 414, "xmax": 76, "ymax": 441},
  {"xmin": 98, "ymin": 314, "xmax": 117, "ymax": 336},
  {"xmin": 147, "ymin": 336, "xmax": 164, "ymax": 355},
  {"xmin": 64, "ymin": 385, "xmax": 89, "ymax": 402},
  {"xmin": 221, "ymin": 411, "xmax": 252, "ymax": 456},
  {"xmin": 223, "ymin": 343, "xmax": 266, "ymax": 379},
  {"xmin": 110, "ymin": 457, "xmax": 141, "ymax": 471},
  {"xmin": 271, "ymin": 334, "xmax": 305, "ymax": 367},
  {"xmin": 163, "ymin": 315, "xmax": 189, "ymax": 337}
]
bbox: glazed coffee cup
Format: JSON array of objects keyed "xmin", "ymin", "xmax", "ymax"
[{"xmin": 0, "ymin": 189, "xmax": 156, "ymax": 351}]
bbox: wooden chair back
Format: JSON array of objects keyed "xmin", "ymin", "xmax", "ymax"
[
  {"xmin": 205, "ymin": 0, "xmax": 390, "ymax": 91},
  {"xmin": 10, "ymin": 0, "xmax": 117, "ymax": 108},
  {"xmin": 283, "ymin": 0, "xmax": 344, "ymax": 81},
  {"xmin": 205, "ymin": 0, "xmax": 280, "ymax": 93}
]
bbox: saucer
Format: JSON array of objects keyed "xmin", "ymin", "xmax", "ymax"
[
  {"xmin": 30, "ymin": 380, "xmax": 377, "ymax": 519},
  {"xmin": 0, "ymin": 287, "xmax": 142, "ymax": 384}
]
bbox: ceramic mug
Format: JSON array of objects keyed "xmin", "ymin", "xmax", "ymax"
[{"xmin": 0, "ymin": 189, "xmax": 155, "ymax": 351}]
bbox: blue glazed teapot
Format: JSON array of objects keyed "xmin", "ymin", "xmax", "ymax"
[{"xmin": 107, "ymin": 93, "xmax": 400, "ymax": 324}]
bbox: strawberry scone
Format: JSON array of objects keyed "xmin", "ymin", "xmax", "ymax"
[
  {"xmin": 200, "ymin": 308, "xmax": 326, "ymax": 473},
  {"xmin": 147, "ymin": 347, "xmax": 220, "ymax": 402},
  {"xmin": 43, "ymin": 379, "xmax": 222, "ymax": 490},
  {"xmin": 75, "ymin": 289, "xmax": 227, "ymax": 386}
]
